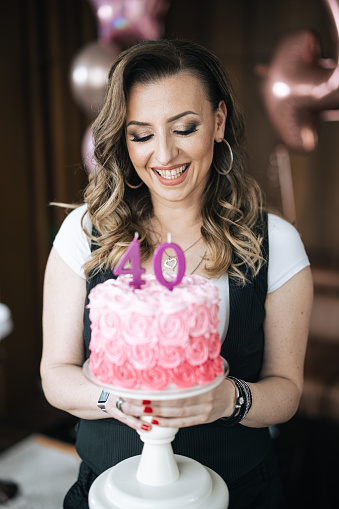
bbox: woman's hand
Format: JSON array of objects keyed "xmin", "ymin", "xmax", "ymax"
[
  {"xmin": 122, "ymin": 378, "xmax": 237, "ymax": 429},
  {"xmin": 102, "ymin": 394, "xmax": 159, "ymax": 432}
]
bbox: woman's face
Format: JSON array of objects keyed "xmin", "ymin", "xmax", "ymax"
[{"xmin": 125, "ymin": 72, "xmax": 226, "ymax": 206}]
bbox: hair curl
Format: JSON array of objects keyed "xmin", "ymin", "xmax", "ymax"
[{"xmin": 83, "ymin": 39, "xmax": 265, "ymax": 283}]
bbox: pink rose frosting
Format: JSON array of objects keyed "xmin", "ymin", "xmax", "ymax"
[
  {"xmin": 188, "ymin": 305, "xmax": 210, "ymax": 337},
  {"xmin": 208, "ymin": 304, "xmax": 219, "ymax": 333},
  {"xmin": 141, "ymin": 366, "xmax": 169, "ymax": 390},
  {"xmin": 169, "ymin": 361, "xmax": 197, "ymax": 388},
  {"xmin": 90, "ymin": 355, "xmax": 115, "ymax": 385},
  {"xmin": 185, "ymin": 337, "xmax": 209, "ymax": 366},
  {"xmin": 208, "ymin": 332, "xmax": 222, "ymax": 359},
  {"xmin": 114, "ymin": 362, "xmax": 139, "ymax": 388},
  {"xmin": 88, "ymin": 325, "xmax": 101, "ymax": 351},
  {"xmin": 195, "ymin": 360, "xmax": 216, "ymax": 385},
  {"xmin": 98, "ymin": 311, "xmax": 121, "ymax": 339},
  {"xmin": 123, "ymin": 313, "xmax": 154, "ymax": 345},
  {"xmin": 156, "ymin": 311, "xmax": 189, "ymax": 346},
  {"xmin": 211, "ymin": 356, "xmax": 224, "ymax": 376},
  {"xmin": 105, "ymin": 340, "xmax": 128, "ymax": 366},
  {"xmin": 158, "ymin": 346, "xmax": 185, "ymax": 369},
  {"xmin": 89, "ymin": 352, "xmax": 105, "ymax": 375},
  {"xmin": 129, "ymin": 345, "xmax": 157, "ymax": 370}
]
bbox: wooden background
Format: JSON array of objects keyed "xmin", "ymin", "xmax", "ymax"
[{"xmin": 1, "ymin": 0, "xmax": 338, "ymax": 412}]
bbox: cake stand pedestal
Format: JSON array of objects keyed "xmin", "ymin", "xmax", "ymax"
[{"xmin": 83, "ymin": 360, "xmax": 229, "ymax": 509}]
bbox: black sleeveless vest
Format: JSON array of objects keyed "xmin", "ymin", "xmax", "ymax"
[{"xmin": 76, "ymin": 219, "xmax": 272, "ymax": 485}]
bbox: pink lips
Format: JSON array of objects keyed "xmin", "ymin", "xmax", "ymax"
[{"xmin": 152, "ymin": 164, "xmax": 190, "ymax": 187}]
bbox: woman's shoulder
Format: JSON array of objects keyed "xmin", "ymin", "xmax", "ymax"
[
  {"xmin": 54, "ymin": 204, "xmax": 91, "ymax": 240},
  {"xmin": 52, "ymin": 204, "xmax": 92, "ymax": 279},
  {"xmin": 267, "ymin": 212, "xmax": 301, "ymax": 240},
  {"xmin": 267, "ymin": 212, "xmax": 310, "ymax": 293},
  {"xmin": 60, "ymin": 203, "xmax": 89, "ymax": 225}
]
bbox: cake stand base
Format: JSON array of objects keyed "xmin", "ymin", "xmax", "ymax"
[{"xmin": 88, "ymin": 454, "xmax": 229, "ymax": 509}]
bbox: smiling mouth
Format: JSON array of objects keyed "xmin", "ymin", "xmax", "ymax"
[{"xmin": 154, "ymin": 164, "xmax": 190, "ymax": 180}]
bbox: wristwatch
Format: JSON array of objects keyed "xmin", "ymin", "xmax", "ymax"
[{"xmin": 97, "ymin": 389, "xmax": 110, "ymax": 413}]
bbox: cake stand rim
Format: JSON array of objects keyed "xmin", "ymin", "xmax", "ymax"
[{"xmin": 82, "ymin": 358, "xmax": 229, "ymax": 401}]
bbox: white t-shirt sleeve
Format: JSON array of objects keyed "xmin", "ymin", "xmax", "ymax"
[
  {"xmin": 267, "ymin": 213, "xmax": 310, "ymax": 293},
  {"xmin": 53, "ymin": 204, "xmax": 92, "ymax": 279}
]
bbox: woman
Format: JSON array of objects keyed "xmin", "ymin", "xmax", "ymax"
[{"xmin": 41, "ymin": 39, "xmax": 313, "ymax": 508}]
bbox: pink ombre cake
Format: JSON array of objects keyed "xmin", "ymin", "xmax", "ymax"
[{"xmin": 88, "ymin": 274, "xmax": 223, "ymax": 391}]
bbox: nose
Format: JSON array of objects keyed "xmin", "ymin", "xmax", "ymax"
[{"xmin": 153, "ymin": 133, "xmax": 179, "ymax": 166}]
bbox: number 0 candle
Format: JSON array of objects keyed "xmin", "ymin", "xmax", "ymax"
[{"xmin": 153, "ymin": 233, "xmax": 186, "ymax": 291}]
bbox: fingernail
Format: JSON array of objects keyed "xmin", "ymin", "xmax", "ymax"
[
  {"xmin": 141, "ymin": 423, "xmax": 150, "ymax": 431},
  {"xmin": 142, "ymin": 400, "xmax": 151, "ymax": 405},
  {"xmin": 144, "ymin": 406, "xmax": 153, "ymax": 413},
  {"xmin": 151, "ymin": 419, "xmax": 159, "ymax": 425}
]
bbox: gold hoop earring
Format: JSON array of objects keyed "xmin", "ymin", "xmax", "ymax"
[
  {"xmin": 216, "ymin": 139, "xmax": 233, "ymax": 176},
  {"xmin": 125, "ymin": 179, "xmax": 144, "ymax": 189}
]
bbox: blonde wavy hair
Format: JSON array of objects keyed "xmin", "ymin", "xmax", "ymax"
[{"xmin": 83, "ymin": 39, "xmax": 265, "ymax": 284}]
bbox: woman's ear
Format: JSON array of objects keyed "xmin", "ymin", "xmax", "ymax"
[{"xmin": 215, "ymin": 101, "xmax": 227, "ymax": 142}]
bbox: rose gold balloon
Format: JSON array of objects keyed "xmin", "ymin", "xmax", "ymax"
[
  {"xmin": 82, "ymin": 124, "xmax": 96, "ymax": 174},
  {"xmin": 123, "ymin": 0, "xmax": 170, "ymax": 41},
  {"xmin": 70, "ymin": 40, "xmax": 121, "ymax": 118},
  {"xmin": 257, "ymin": 0, "xmax": 339, "ymax": 151},
  {"xmin": 88, "ymin": 0, "xmax": 169, "ymax": 43},
  {"xmin": 88, "ymin": 0, "xmax": 132, "ymax": 42}
]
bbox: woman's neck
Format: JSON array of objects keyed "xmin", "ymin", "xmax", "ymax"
[{"xmin": 150, "ymin": 198, "xmax": 202, "ymax": 245}]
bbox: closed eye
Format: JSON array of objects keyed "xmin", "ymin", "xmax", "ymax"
[
  {"xmin": 131, "ymin": 134, "xmax": 154, "ymax": 143},
  {"xmin": 174, "ymin": 123, "xmax": 199, "ymax": 136}
]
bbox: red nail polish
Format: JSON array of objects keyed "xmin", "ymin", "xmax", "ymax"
[
  {"xmin": 151, "ymin": 419, "xmax": 159, "ymax": 425},
  {"xmin": 142, "ymin": 400, "xmax": 151, "ymax": 405},
  {"xmin": 141, "ymin": 424, "xmax": 150, "ymax": 431},
  {"xmin": 144, "ymin": 406, "xmax": 153, "ymax": 413}
]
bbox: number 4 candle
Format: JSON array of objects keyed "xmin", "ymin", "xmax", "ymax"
[{"xmin": 113, "ymin": 233, "xmax": 146, "ymax": 290}]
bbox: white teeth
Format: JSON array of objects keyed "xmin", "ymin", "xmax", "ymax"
[{"xmin": 155, "ymin": 164, "xmax": 188, "ymax": 179}]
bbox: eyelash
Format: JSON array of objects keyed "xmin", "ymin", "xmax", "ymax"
[
  {"xmin": 175, "ymin": 124, "xmax": 199, "ymax": 136},
  {"xmin": 130, "ymin": 123, "xmax": 199, "ymax": 143},
  {"xmin": 131, "ymin": 134, "xmax": 153, "ymax": 143}
]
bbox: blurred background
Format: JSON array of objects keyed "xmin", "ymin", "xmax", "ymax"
[{"xmin": 0, "ymin": 0, "xmax": 339, "ymax": 507}]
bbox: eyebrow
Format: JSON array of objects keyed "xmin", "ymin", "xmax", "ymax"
[{"xmin": 126, "ymin": 110, "xmax": 198, "ymax": 128}]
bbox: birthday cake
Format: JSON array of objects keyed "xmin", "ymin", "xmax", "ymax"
[{"xmin": 88, "ymin": 274, "xmax": 223, "ymax": 391}]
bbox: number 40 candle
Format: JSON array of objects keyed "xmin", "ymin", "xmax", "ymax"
[{"xmin": 113, "ymin": 233, "xmax": 186, "ymax": 291}]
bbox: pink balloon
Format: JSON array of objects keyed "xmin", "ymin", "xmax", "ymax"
[
  {"xmin": 88, "ymin": 0, "xmax": 169, "ymax": 43},
  {"xmin": 257, "ymin": 0, "xmax": 339, "ymax": 152},
  {"xmin": 129, "ymin": 13, "xmax": 163, "ymax": 41},
  {"xmin": 88, "ymin": 0, "xmax": 133, "ymax": 42},
  {"xmin": 70, "ymin": 40, "xmax": 121, "ymax": 118},
  {"xmin": 123, "ymin": 0, "xmax": 169, "ymax": 41},
  {"xmin": 82, "ymin": 124, "xmax": 96, "ymax": 174}
]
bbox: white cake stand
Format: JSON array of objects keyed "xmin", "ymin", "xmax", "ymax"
[{"xmin": 83, "ymin": 359, "xmax": 230, "ymax": 509}]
